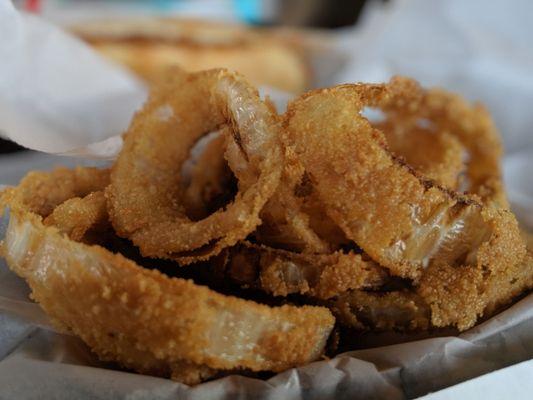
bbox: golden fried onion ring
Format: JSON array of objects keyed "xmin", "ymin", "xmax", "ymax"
[
  {"xmin": 261, "ymin": 77, "xmax": 507, "ymax": 254},
  {"xmin": 377, "ymin": 122, "xmax": 465, "ymax": 190},
  {"xmin": 8, "ymin": 166, "xmax": 109, "ymax": 218},
  {"xmin": 1, "ymin": 180, "xmax": 334, "ymax": 382},
  {"xmin": 107, "ymin": 69, "xmax": 283, "ymax": 262},
  {"xmin": 330, "ymin": 290, "xmax": 431, "ymax": 331},
  {"xmin": 284, "ymin": 81, "xmax": 524, "ymax": 276},
  {"xmin": 221, "ymin": 242, "xmax": 388, "ymax": 299},
  {"xmin": 44, "ymin": 191, "xmax": 108, "ymax": 242},
  {"xmin": 378, "ymin": 77, "xmax": 506, "ymax": 207}
]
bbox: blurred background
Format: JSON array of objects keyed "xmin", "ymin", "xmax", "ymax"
[
  {"xmin": 2, "ymin": 0, "xmax": 387, "ymax": 155},
  {"xmin": 1, "ymin": 0, "xmax": 533, "ymax": 202},
  {"xmin": 12, "ymin": 0, "xmax": 380, "ymax": 27}
]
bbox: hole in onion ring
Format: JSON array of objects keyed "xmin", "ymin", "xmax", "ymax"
[
  {"xmin": 181, "ymin": 130, "xmax": 239, "ymax": 221},
  {"xmin": 107, "ymin": 68, "xmax": 284, "ymax": 263}
]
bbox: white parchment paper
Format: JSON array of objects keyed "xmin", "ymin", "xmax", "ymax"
[
  {"xmin": 0, "ymin": 0, "xmax": 532, "ymax": 398},
  {"xmin": 0, "ymin": 0, "xmax": 146, "ymax": 157}
]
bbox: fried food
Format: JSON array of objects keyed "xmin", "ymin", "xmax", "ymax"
[
  {"xmin": 181, "ymin": 131, "xmax": 234, "ymax": 220},
  {"xmin": 43, "ymin": 191, "xmax": 108, "ymax": 242},
  {"xmin": 330, "ymin": 290, "xmax": 431, "ymax": 331},
  {"xmin": 283, "ymin": 81, "xmax": 524, "ymax": 280},
  {"xmin": 7, "ymin": 166, "xmax": 109, "ymax": 217},
  {"xmin": 72, "ymin": 18, "xmax": 310, "ymax": 93},
  {"xmin": 1, "ymin": 181, "xmax": 334, "ymax": 384},
  {"xmin": 107, "ymin": 69, "xmax": 283, "ymax": 263},
  {"xmin": 1, "ymin": 72, "xmax": 531, "ymax": 385},
  {"xmin": 377, "ymin": 77, "xmax": 507, "ymax": 206},
  {"xmin": 221, "ymin": 242, "xmax": 388, "ymax": 299}
]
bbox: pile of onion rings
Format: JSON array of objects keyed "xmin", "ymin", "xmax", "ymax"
[
  {"xmin": 0, "ymin": 169, "xmax": 334, "ymax": 385},
  {"xmin": 1, "ymin": 70, "xmax": 532, "ymax": 384}
]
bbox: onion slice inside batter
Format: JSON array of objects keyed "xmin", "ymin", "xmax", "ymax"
[
  {"xmin": 221, "ymin": 242, "xmax": 388, "ymax": 299},
  {"xmin": 0, "ymin": 174, "xmax": 334, "ymax": 382},
  {"xmin": 283, "ymin": 81, "xmax": 525, "ymax": 281},
  {"xmin": 107, "ymin": 69, "xmax": 283, "ymax": 263}
]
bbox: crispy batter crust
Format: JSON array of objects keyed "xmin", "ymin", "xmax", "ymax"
[
  {"xmin": 222, "ymin": 242, "xmax": 387, "ymax": 299},
  {"xmin": 1, "ymin": 207, "xmax": 334, "ymax": 376},
  {"xmin": 8, "ymin": 166, "xmax": 109, "ymax": 217},
  {"xmin": 378, "ymin": 123, "xmax": 465, "ymax": 189},
  {"xmin": 44, "ymin": 191, "xmax": 108, "ymax": 242},
  {"xmin": 107, "ymin": 69, "xmax": 283, "ymax": 263},
  {"xmin": 226, "ymin": 132, "xmax": 333, "ymax": 253},
  {"xmin": 379, "ymin": 77, "xmax": 507, "ymax": 207},
  {"xmin": 284, "ymin": 82, "xmax": 524, "ymax": 277}
]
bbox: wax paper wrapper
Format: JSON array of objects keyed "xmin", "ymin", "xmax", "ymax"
[{"xmin": 0, "ymin": 0, "xmax": 532, "ymax": 398}]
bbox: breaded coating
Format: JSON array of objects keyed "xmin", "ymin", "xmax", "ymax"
[
  {"xmin": 330, "ymin": 290, "xmax": 430, "ymax": 331},
  {"xmin": 379, "ymin": 77, "xmax": 507, "ymax": 207},
  {"xmin": 9, "ymin": 166, "xmax": 109, "ymax": 217},
  {"xmin": 222, "ymin": 242, "xmax": 388, "ymax": 299},
  {"xmin": 378, "ymin": 123, "xmax": 466, "ymax": 189},
  {"xmin": 1, "ymin": 208, "xmax": 334, "ymax": 378},
  {"xmin": 284, "ymin": 81, "xmax": 524, "ymax": 283},
  {"xmin": 107, "ymin": 69, "xmax": 283, "ymax": 263},
  {"xmin": 44, "ymin": 191, "xmax": 108, "ymax": 242}
]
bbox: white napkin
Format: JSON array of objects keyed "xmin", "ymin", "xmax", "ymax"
[{"xmin": 0, "ymin": 0, "xmax": 146, "ymax": 158}]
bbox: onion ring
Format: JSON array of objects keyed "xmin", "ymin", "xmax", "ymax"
[
  {"xmin": 376, "ymin": 122, "xmax": 466, "ymax": 189},
  {"xmin": 251, "ymin": 77, "xmax": 504, "ymax": 254},
  {"xmin": 330, "ymin": 290, "xmax": 431, "ymax": 331},
  {"xmin": 221, "ymin": 242, "xmax": 388, "ymax": 299},
  {"xmin": 284, "ymin": 81, "xmax": 524, "ymax": 277},
  {"xmin": 107, "ymin": 69, "xmax": 283, "ymax": 263},
  {"xmin": 1, "ymin": 178, "xmax": 335, "ymax": 382},
  {"xmin": 378, "ymin": 77, "xmax": 506, "ymax": 207},
  {"xmin": 8, "ymin": 166, "xmax": 109, "ymax": 217},
  {"xmin": 43, "ymin": 191, "xmax": 108, "ymax": 242},
  {"xmin": 181, "ymin": 131, "xmax": 235, "ymax": 220}
]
